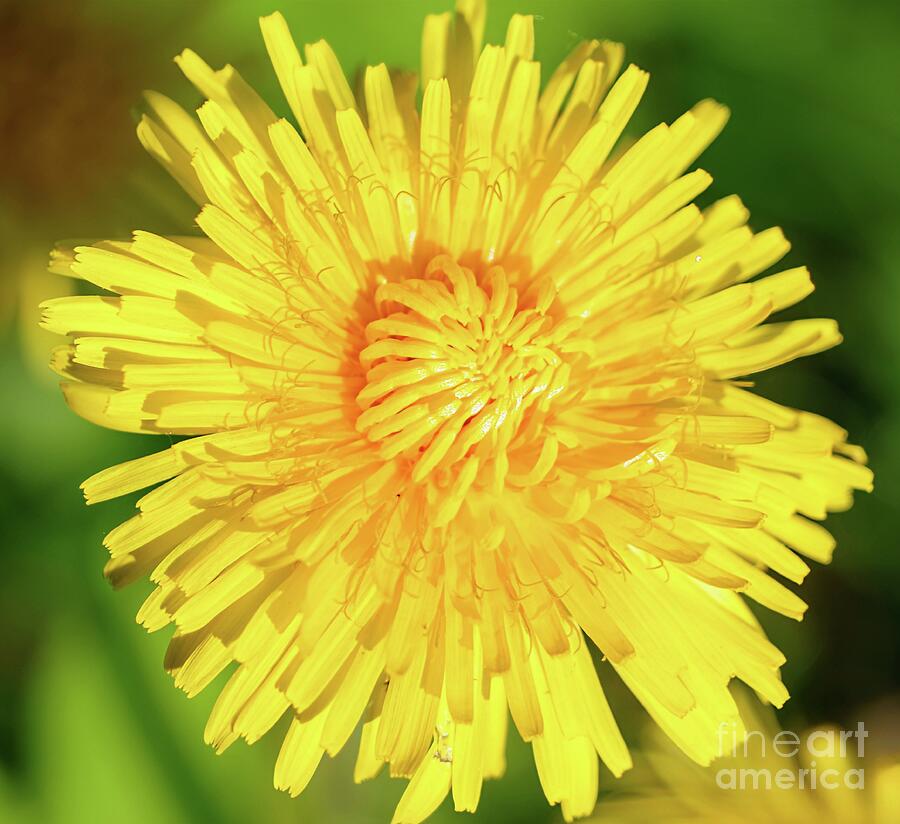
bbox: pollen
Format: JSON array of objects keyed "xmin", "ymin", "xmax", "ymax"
[{"xmin": 357, "ymin": 256, "xmax": 578, "ymax": 498}]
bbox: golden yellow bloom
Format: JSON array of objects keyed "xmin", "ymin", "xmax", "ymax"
[
  {"xmin": 43, "ymin": 1, "xmax": 872, "ymax": 821},
  {"xmin": 591, "ymin": 696, "xmax": 899, "ymax": 824}
]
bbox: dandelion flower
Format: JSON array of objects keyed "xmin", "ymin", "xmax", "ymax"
[
  {"xmin": 43, "ymin": 1, "xmax": 872, "ymax": 820},
  {"xmin": 591, "ymin": 693, "xmax": 899, "ymax": 824}
]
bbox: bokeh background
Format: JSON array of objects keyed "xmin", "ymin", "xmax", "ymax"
[{"xmin": 2, "ymin": 0, "xmax": 898, "ymax": 821}]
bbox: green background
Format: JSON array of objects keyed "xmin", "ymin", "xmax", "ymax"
[{"xmin": 1, "ymin": 0, "xmax": 898, "ymax": 821}]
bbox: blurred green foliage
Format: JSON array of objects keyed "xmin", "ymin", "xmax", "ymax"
[{"xmin": 1, "ymin": 0, "xmax": 898, "ymax": 822}]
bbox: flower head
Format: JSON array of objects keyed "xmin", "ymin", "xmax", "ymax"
[{"xmin": 44, "ymin": 1, "xmax": 871, "ymax": 821}]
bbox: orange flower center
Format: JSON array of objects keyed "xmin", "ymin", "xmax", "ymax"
[{"xmin": 355, "ymin": 256, "xmax": 583, "ymax": 487}]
